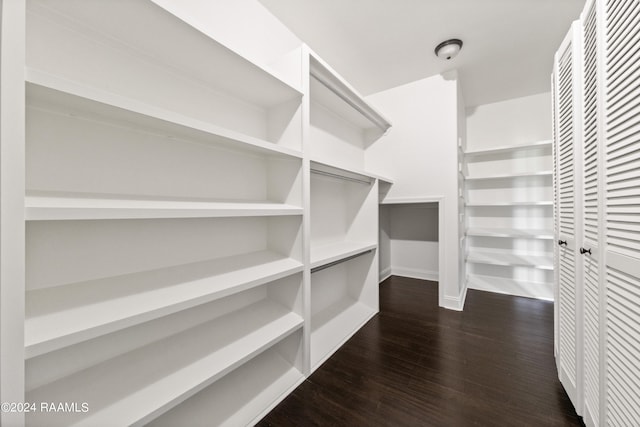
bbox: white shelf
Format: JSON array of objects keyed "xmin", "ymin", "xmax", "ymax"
[
  {"xmin": 466, "ymin": 228, "xmax": 554, "ymax": 239},
  {"xmin": 464, "ymin": 140, "xmax": 552, "ymax": 157},
  {"xmin": 28, "ymin": 0, "xmax": 302, "ymax": 108},
  {"xmin": 26, "ymin": 251, "xmax": 303, "ymax": 358},
  {"xmin": 148, "ymin": 348, "xmax": 303, "ymax": 427},
  {"xmin": 466, "ymin": 251, "xmax": 553, "ymax": 270},
  {"xmin": 465, "ymin": 201, "xmax": 553, "ymax": 207},
  {"xmin": 25, "ymin": 193, "xmax": 303, "ymax": 221},
  {"xmin": 311, "ymin": 299, "xmax": 375, "ymax": 371},
  {"xmin": 26, "ymin": 299, "xmax": 303, "ymax": 427},
  {"xmin": 309, "ymin": 52, "xmax": 391, "ymax": 133},
  {"xmin": 310, "ymin": 159, "xmax": 392, "ymax": 184},
  {"xmin": 26, "ymin": 70, "xmax": 303, "ymax": 160},
  {"xmin": 310, "ymin": 241, "xmax": 377, "ymax": 270},
  {"xmin": 463, "ymin": 171, "xmax": 553, "ymax": 181},
  {"xmin": 467, "ymin": 274, "xmax": 554, "ymax": 300}
]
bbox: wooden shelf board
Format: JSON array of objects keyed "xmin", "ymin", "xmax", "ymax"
[
  {"xmin": 26, "ymin": 299, "xmax": 303, "ymax": 427},
  {"xmin": 463, "ymin": 171, "xmax": 553, "ymax": 181},
  {"xmin": 25, "ymin": 193, "xmax": 303, "ymax": 221},
  {"xmin": 464, "ymin": 140, "xmax": 552, "ymax": 157},
  {"xmin": 466, "ymin": 228, "xmax": 554, "ymax": 239},
  {"xmin": 309, "ymin": 52, "xmax": 391, "ymax": 133},
  {"xmin": 26, "ymin": 71, "xmax": 303, "ymax": 160},
  {"xmin": 310, "ymin": 299, "xmax": 376, "ymax": 371},
  {"xmin": 26, "ymin": 251, "xmax": 303, "ymax": 358},
  {"xmin": 310, "ymin": 241, "xmax": 377, "ymax": 270},
  {"xmin": 467, "ymin": 274, "xmax": 554, "ymax": 301},
  {"xmin": 465, "ymin": 201, "xmax": 553, "ymax": 207},
  {"xmin": 148, "ymin": 350, "xmax": 304, "ymax": 427},
  {"xmin": 466, "ymin": 251, "xmax": 553, "ymax": 270},
  {"xmin": 28, "ymin": 0, "xmax": 302, "ymax": 108}
]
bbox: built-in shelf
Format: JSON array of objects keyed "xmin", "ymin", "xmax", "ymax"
[
  {"xmin": 26, "ymin": 299, "xmax": 303, "ymax": 427},
  {"xmin": 25, "ymin": 251, "xmax": 303, "ymax": 358},
  {"xmin": 310, "ymin": 241, "xmax": 377, "ymax": 270},
  {"xmin": 26, "ymin": 71, "xmax": 303, "ymax": 160},
  {"xmin": 311, "ymin": 299, "xmax": 375, "ymax": 371},
  {"xmin": 466, "ymin": 228, "xmax": 554, "ymax": 239},
  {"xmin": 310, "ymin": 159, "xmax": 391, "ymax": 184},
  {"xmin": 147, "ymin": 346, "xmax": 304, "ymax": 427},
  {"xmin": 465, "ymin": 201, "xmax": 553, "ymax": 207},
  {"xmin": 467, "ymin": 274, "xmax": 554, "ymax": 300},
  {"xmin": 309, "ymin": 53, "xmax": 391, "ymax": 134},
  {"xmin": 466, "ymin": 251, "xmax": 553, "ymax": 269},
  {"xmin": 463, "ymin": 171, "xmax": 553, "ymax": 181},
  {"xmin": 25, "ymin": 193, "xmax": 303, "ymax": 221},
  {"xmin": 28, "ymin": 0, "xmax": 302, "ymax": 108},
  {"xmin": 464, "ymin": 140, "xmax": 552, "ymax": 157}
]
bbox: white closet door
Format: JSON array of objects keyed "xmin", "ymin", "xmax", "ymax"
[
  {"xmin": 552, "ymin": 71, "xmax": 560, "ymax": 361},
  {"xmin": 581, "ymin": 1, "xmax": 602, "ymax": 425},
  {"xmin": 555, "ymin": 21, "xmax": 584, "ymax": 412},
  {"xmin": 603, "ymin": 0, "xmax": 640, "ymax": 424}
]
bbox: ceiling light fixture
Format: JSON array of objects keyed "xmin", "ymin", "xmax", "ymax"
[{"xmin": 435, "ymin": 39, "xmax": 463, "ymax": 60}]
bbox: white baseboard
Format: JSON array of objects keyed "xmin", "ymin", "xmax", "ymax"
[
  {"xmin": 379, "ymin": 267, "xmax": 392, "ymax": 283},
  {"xmin": 467, "ymin": 275, "xmax": 554, "ymax": 301},
  {"xmin": 391, "ymin": 267, "xmax": 438, "ymax": 282},
  {"xmin": 441, "ymin": 284, "xmax": 467, "ymax": 311}
]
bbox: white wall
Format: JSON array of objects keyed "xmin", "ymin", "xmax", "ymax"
[
  {"xmin": 387, "ymin": 204, "xmax": 439, "ymax": 281},
  {"xmin": 152, "ymin": 0, "xmax": 303, "ymax": 87},
  {"xmin": 365, "ymin": 73, "xmax": 462, "ymax": 309},
  {"xmin": 466, "ymin": 92, "xmax": 551, "ymax": 149}
]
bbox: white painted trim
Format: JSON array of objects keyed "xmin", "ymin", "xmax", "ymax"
[
  {"xmin": 467, "ymin": 281, "xmax": 554, "ymax": 301},
  {"xmin": 391, "ymin": 267, "xmax": 438, "ymax": 282},
  {"xmin": 441, "ymin": 286, "xmax": 467, "ymax": 311},
  {"xmin": 583, "ymin": 402, "xmax": 596, "ymax": 427},
  {"xmin": 379, "ymin": 267, "xmax": 392, "ymax": 283}
]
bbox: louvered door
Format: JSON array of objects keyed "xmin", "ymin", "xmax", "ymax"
[
  {"xmin": 581, "ymin": 1, "xmax": 603, "ymax": 425},
  {"xmin": 603, "ymin": 0, "xmax": 640, "ymax": 424},
  {"xmin": 554, "ymin": 20, "xmax": 584, "ymax": 412}
]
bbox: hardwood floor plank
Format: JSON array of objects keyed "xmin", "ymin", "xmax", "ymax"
[{"xmin": 258, "ymin": 276, "xmax": 584, "ymax": 426}]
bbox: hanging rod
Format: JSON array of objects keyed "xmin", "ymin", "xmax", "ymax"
[
  {"xmin": 310, "ymin": 168, "xmax": 372, "ymax": 185},
  {"xmin": 311, "ymin": 249, "xmax": 374, "ymax": 274}
]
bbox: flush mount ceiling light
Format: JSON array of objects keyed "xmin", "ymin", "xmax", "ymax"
[{"xmin": 435, "ymin": 39, "xmax": 463, "ymax": 60}]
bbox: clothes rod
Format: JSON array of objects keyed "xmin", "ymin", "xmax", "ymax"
[
  {"xmin": 310, "ymin": 168, "xmax": 372, "ymax": 185},
  {"xmin": 310, "ymin": 249, "xmax": 374, "ymax": 274}
]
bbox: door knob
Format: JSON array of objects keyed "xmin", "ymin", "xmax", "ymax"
[
  {"xmin": 580, "ymin": 247, "xmax": 592, "ymax": 255},
  {"xmin": 558, "ymin": 240, "xmax": 567, "ymax": 246}
]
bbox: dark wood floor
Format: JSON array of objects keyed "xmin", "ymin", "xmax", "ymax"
[{"xmin": 258, "ymin": 276, "xmax": 584, "ymax": 426}]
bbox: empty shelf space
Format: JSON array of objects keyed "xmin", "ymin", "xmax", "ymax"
[
  {"xmin": 465, "ymin": 201, "xmax": 553, "ymax": 207},
  {"xmin": 148, "ymin": 346, "xmax": 303, "ymax": 427},
  {"xmin": 467, "ymin": 274, "xmax": 553, "ymax": 300},
  {"xmin": 466, "ymin": 228, "xmax": 554, "ymax": 239},
  {"xmin": 309, "ymin": 53, "xmax": 391, "ymax": 133},
  {"xmin": 311, "ymin": 299, "xmax": 376, "ymax": 371},
  {"xmin": 310, "ymin": 241, "xmax": 377, "ymax": 270},
  {"xmin": 28, "ymin": 0, "xmax": 301, "ymax": 108},
  {"xmin": 464, "ymin": 140, "xmax": 552, "ymax": 157},
  {"xmin": 466, "ymin": 251, "xmax": 553, "ymax": 269},
  {"xmin": 26, "ymin": 71, "xmax": 303, "ymax": 159},
  {"xmin": 26, "ymin": 251, "xmax": 303, "ymax": 358},
  {"xmin": 25, "ymin": 193, "xmax": 303, "ymax": 221},
  {"xmin": 463, "ymin": 171, "xmax": 553, "ymax": 181},
  {"xmin": 26, "ymin": 299, "xmax": 303, "ymax": 427}
]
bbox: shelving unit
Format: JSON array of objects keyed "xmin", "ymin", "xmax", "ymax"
[
  {"xmin": 0, "ymin": 2, "xmax": 395, "ymax": 425},
  {"xmin": 305, "ymin": 48, "xmax": 387, "ymax": 372},
  {"xmin": 21, "ymin": 1, "xmax": 311, "ymax": 425},
  {"xmin": 462, "ymin": 140, "xmax": 554, "ymax": 300}
]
